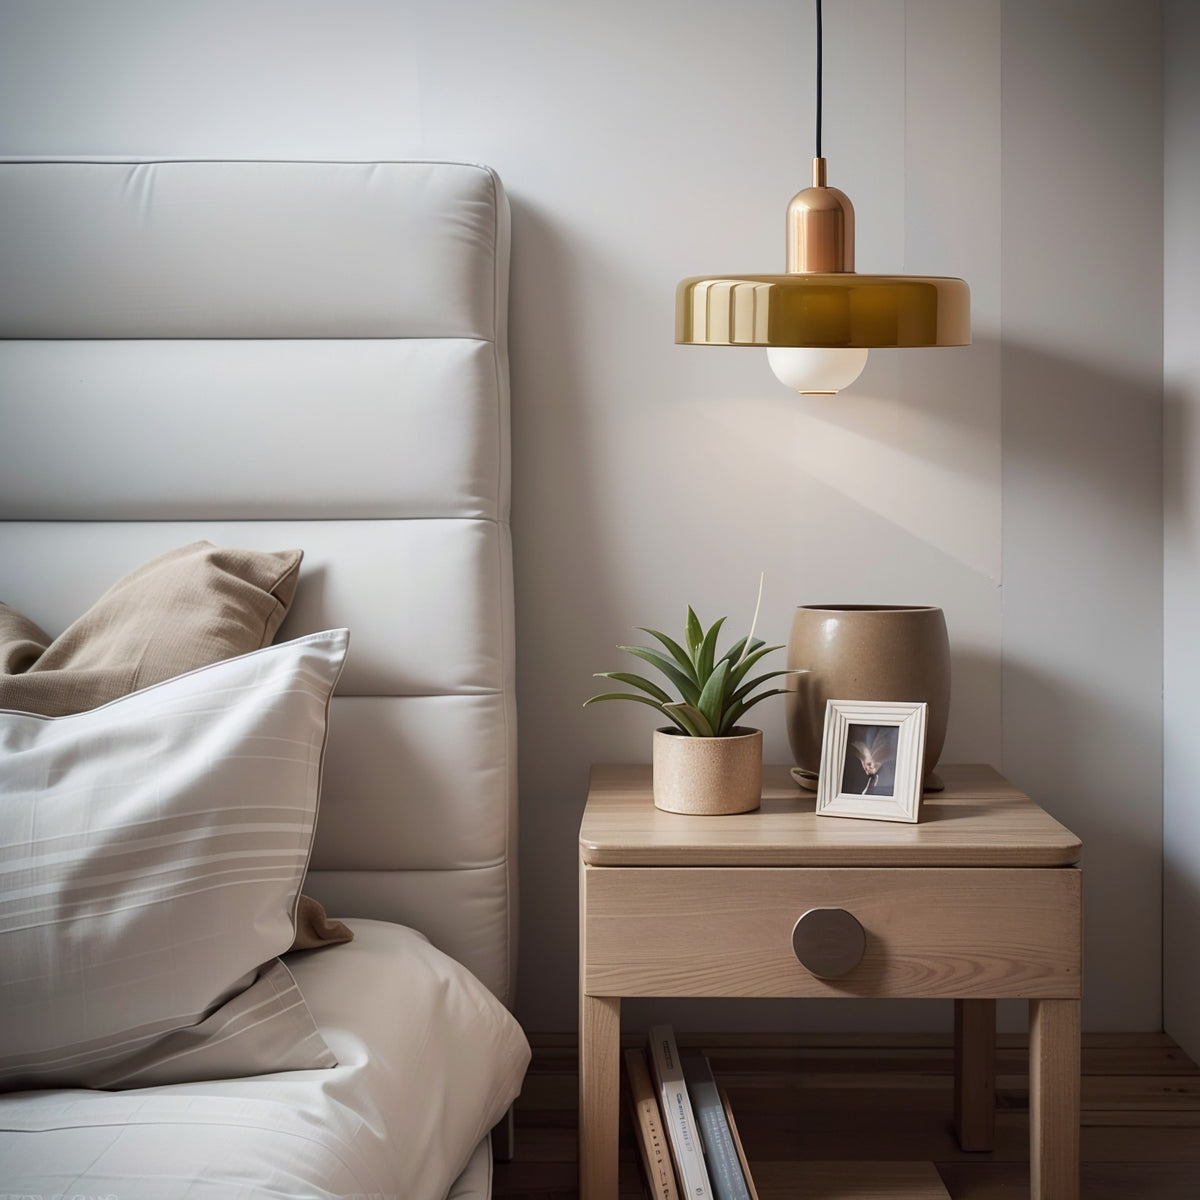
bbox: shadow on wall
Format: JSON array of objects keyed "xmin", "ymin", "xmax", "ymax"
[
  {"xmin": 1165, "ymin": 384, "xmax": 1197, "ymax": 537},
  {"xmin": 787, "ymin": 337, "xmax": 1162, "ymax": 552},
  {"xmin": 1163, "ymin": 380, "xmax": 1200, "ymax": 1057},
  {"xmin": 1162, "ymin": 808, "xmax": 1200, "ymax": 1057},
  {"xmin": 1001, "ymin": 340, "xmax": 1162, "ymax": 532},
  {"xmin": 1001, "ymin": 653, "xmax": 1162, "ymax": 1033},
  {"xmin": 1001, "ymin": 337, "xmax": 1161, "ymax": 1033},
  {"xmin": 507, "ymin": 194, "xmax": 637, "ymax": 1029}
]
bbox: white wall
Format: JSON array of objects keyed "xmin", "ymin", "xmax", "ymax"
[
  {"xmin": 1164, "ymin": 0, "xmax": 1200, "ymax": 1066},
  {"xmin": 1001, "ymin": 1, "xmax": 1163, "ymax": 1034},
  {"xmin": 0, "ymin": 0, "xmax": 1164, "ymax": 1034}
]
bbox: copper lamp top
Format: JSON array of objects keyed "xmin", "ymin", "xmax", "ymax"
[{"xmin": 787, "ymin": 156, "xmax": 855, "ymax": 273}]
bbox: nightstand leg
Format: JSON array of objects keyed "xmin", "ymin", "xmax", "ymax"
[
  {"xmin": 579, "ymin": 993, "xmax": 620, "ymax": 1200},
  {"xmin": 954, "ymin": 998, "xmax": 996, "ymax": 1151},
  {"xmin": 1029, "ymin": 997, "xmax": 1080, "ymax": 1200}
]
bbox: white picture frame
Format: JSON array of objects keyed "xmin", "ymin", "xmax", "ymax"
[{"xmin": 814, "ymin": 699, "xmax": 928, "ymax": 823}]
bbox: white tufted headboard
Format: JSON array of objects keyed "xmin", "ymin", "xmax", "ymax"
[{"xmin": 0, "ymin": 159, "xmax": 517, "ymax": 1006}]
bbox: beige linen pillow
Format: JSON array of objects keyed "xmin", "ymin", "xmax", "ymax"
[
  {"xmin": 0, "ymin": 540, "xmax": 302, "ymax": 717},
  {"xmin": 0, "ymin": 605, "xmax": 45, "ymax": 675},
  {"xmin": 0, "ymin": 541, "xmax": 352, "ymax": 954},
  {"xmin": 0, "ymin": 630, "xmax": 348, "ymax": 1091}
]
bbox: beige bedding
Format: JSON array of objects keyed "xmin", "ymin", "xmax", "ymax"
[{"xmin": 0, "ymin": 919, "xmax": 530, "ymax": 1200}]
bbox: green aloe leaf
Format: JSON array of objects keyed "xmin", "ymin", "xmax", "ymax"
[
  {"xmin": 719, "ymin": 688, "xmax": 790, "ymax": 733},
  {"xmin": 582, "ymin": 692, "xmax": 668, "ymax": 714},
  {"xmin": 696, "ymin": 658, "xmax": 730, "ymax": 734},
  {"xmin": 685, "ymin": 607, "xmax": 705, "ymax": 658},
  {"xmin": 662, "ymin": 709, "xmax": 697, "ymax": 735},
  {"xmin": 696, "ymin": 616, "xmax": 726, "ymax": 683},
  {"xmin": 718, "ymin": 703, "xmax": 747, "ymax": 735},
  {"xmin": 726, "ymin": 668, "xmax": 796, "ymax": 709},
  {"xmin": 593, "ymin": 671, "xmax": 674, "ymax": 705},
  {"xmin": 663, "ymin": 701, "xmax": 715, "ymax": 738},
  {"xmin": 620, "ymin": 645, "xmax": 701, "ymax": 706},
  {"xmin": 718, "ymin": 705, "xmax": 742, "ymax": 735},
  {"xmin": 718, "ymin": 635, "xmax": 749, "ymax": 667},
  {"xmin": 636, "ymin": 628, "xmax": 698, "ymax": 683},
  {"xmin": 729, "ymin": 643, "xmax": 784, "ymax": 688}
]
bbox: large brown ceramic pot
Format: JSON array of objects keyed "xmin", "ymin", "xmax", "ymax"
[{"xmin": 785, "ymin": 605, "xmax": 950, "ymax": 791}]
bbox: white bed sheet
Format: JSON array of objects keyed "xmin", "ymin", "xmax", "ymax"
[{"xmin": 0, "ymin": 919, "xmax": 530, "ymax": 1200}]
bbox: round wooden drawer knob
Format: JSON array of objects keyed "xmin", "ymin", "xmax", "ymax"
[{"xmin": 791, "ymin": 908, "xmax": 866, "ymax": 978}]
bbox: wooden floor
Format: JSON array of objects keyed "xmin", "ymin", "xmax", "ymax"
[{"xmin": 493, "ymin": 1032, "xmax": 1200, "ymax": 1199}]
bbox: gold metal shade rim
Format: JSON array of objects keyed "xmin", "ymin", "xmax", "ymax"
[
  {"xmin": 678, "ymin": 272, "xmax": 970, "ymax": 286},
  {"xmin": 675, "ymin": 271, "xmax": 972, "ymax": 348}
]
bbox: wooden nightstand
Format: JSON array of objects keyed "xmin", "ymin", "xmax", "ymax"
[{"xmin": 578, "ymin": 764, "xmax": 1082, "ymax": 1200}]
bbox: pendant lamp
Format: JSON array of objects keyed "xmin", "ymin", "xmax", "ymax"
[{"xmin": 675, "ymin": 0, "xmax": 970, "ymax": 394}]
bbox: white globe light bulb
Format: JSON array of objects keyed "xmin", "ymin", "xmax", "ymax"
[{"xmin": 767, "ymin": 346, "xmax": 869, "ymax": 394}]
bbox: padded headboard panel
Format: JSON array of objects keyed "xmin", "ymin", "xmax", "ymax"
[{"xmin": 0, "ymin": 160, "xmax": 517, "ymax": 1006}]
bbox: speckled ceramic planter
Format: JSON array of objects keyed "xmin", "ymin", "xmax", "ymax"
[
  {"xmin": 785, "ymin": 605, "xmax": 950, "ymax": 792},
  {"xmin": 652, "ymin": 727, "xmax": 763, "ymax": 815}
]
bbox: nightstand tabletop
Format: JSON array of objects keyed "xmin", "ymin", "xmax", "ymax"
[{"xmin": 579, "ymin": 763, "xmax": 1081, "ymax": 868}]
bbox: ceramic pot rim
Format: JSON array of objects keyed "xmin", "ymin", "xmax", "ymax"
[
  {"xmin": 655, "ymin": 726, "xmax": 760, "ymax": 740},
  {"xmin": 796, "ymin": 604, "xmax": 942, "ymax": 614}
]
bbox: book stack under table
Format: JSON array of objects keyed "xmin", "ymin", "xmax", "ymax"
[
  {"xmin": 579, "ymin": 764, "xmax": 1084, "ymax": 1200},
  {"xmin": 626, "ymin": 1025, "xmax": 757, "ymax": 1200}
]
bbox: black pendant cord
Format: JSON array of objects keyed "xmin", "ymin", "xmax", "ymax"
[{"xmin": 815, "ymin": 0, "xmax": 824, "ymax": 160}]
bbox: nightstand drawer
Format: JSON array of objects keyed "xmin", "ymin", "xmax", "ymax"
[{"xmin": 581, "ymin": 865, "xmax": 1081, "ymax": 1000}]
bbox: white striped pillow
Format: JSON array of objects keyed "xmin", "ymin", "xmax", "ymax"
[{"xmin": 0, "ymin": 628, "xmax": 348, "ymax": 1090}]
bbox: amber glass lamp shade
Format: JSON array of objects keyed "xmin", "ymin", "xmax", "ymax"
[{"xmin": 675, "ymin": 272, "xmax": 972, "ymax": 348}]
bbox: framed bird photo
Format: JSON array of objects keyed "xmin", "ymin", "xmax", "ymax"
[{"xmin": 815, "ymin": 699, "xmax": 928, "ymax": 823}]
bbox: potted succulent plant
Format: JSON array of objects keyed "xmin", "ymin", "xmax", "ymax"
[{"xmin": 584, "ymin": 594, "xmax": 793, "ymax": 814}]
